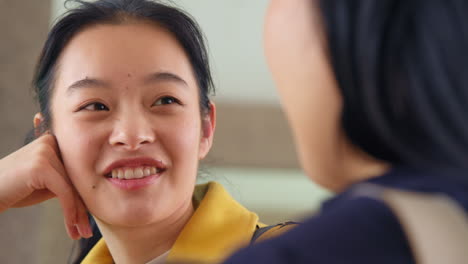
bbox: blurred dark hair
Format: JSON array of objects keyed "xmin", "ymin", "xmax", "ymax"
[
  {"xmin": 31, "ymin": 0, "xmax": 214, "ymax": 140},
  {"xmin": 319, "ymin": 0, "xmax": 468, "ymax": 169},
  {"xmin": 29, "ymin": 0, "xmax": 214, "ymax": 263}
]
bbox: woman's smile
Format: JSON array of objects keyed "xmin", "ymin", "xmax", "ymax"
[{"xmin": 103, "ymin": 157, "xmax": 167, "ymax": 190}]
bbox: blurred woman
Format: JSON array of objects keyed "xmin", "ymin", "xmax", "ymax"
[{"xmin": 225, "ymin": 0, "xmax": 468, "ymax": 263}]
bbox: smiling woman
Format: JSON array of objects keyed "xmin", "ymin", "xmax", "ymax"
[{"xmin": 0, "ymin": 0, "xmax": 294, "ymax": 264}]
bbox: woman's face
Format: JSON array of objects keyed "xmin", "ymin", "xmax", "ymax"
[
  {"xmin": 264, "ymin": 0, "xmax": 345, "ymax": 190},
  {"xmin": 48, "ymin": 21, "xmax": 215, "ymax": 227}
]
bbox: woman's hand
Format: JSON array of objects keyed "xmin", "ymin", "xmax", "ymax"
[{"xmin": 0, "ymin": 133, "xmax": 92, "ymax": 240}]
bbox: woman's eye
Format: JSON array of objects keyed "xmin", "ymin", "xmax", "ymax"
[
  {"xmin": 153, "ymin": 96, "xmax": 179, "ymax": 106},
  {"xmin": 81, "ymin": 102, "xmax": 109, "ymax": 111}
]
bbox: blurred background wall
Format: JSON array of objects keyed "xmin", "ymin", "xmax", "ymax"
[
  {"xmin": 0, "ymin": 1, "xmax": 54, "ymax": 263},
  {"xmin": 0, "ymin": 0, "xmax": 331, "ymax": 263}
]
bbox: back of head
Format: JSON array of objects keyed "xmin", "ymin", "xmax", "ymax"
[{"xmin": 320, "ymin": 0, "xmax": 468, "ymax": 169}]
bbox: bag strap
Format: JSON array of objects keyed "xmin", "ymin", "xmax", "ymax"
[
  {"xmin": 251, "ymin": 221, "xmax": 299, "ymax": 244},
  {"xmin": 353, "ymin": 183, "xmax": 468, "ymax": 264}
]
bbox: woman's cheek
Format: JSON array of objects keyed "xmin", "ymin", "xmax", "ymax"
[
  {"xmin": 55, "ymin": 122, "xmax": 103, "ymax": 187},
  {"xmin": 172, "ymin": 118, "xmax": 201, "ymax": 154}
]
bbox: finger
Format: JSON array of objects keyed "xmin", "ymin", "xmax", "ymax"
[
  {"xmin": 40, "ymin": 135, "xmax": 77, "ymax": 193},
  {"xmin": 75, "ymin": 196, "xmax": 93, "ymax": 238},
  {"xmin": 39, "ymin": 134, "xmax": 64, "ymax": 166},
  {"xmin": 33, "ymin": 134, "xmax": 65, "ymax": 176},
  {"xmin": 65, "ymin": 220, "xmax": 80, "ymax": 240},
  {"xmin": 39, "ymin": 134, "xmax": 90, "ymax": 239},
  {"xmin": 40, "ymin": 134, "xmax": 92, "ymax": 238},
  {"xmin": 42, "ymin": 169, "xmax": 82, "ymax": 239}
]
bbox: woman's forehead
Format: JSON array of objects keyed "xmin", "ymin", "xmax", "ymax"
[{"xmin": 54, "ymin": 22, "xmax": 197, "ymax": 92}]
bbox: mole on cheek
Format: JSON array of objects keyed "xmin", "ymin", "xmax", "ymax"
[
  {"xmin": 92, "ymin": 185, "xmax": 96, "ymax": 189},
  {"xmin": 127, "ymin": 73, "xmax": 131, "ymax": 77}
]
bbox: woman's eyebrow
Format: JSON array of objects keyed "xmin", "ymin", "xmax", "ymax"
[
  {"xmin": 67, "ymin": 78, "xmax": 110, "ymax": 95},
  {"xmin": 66, "ymin": 72, "xmax": 187, "ymax": 95},
  {"xmin": 143, "ymin": 71, "xmax": 188, "ymax": 88}
]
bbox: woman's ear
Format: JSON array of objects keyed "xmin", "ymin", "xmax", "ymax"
[
  {"xmin": 33, "ymin": 112, "xmax": 45, "ymax": 137},
  {"xmin": 199, "ymin": 101, "xmax": 216, "ymax": 160}
]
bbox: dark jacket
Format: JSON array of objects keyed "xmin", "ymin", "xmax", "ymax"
[{"xmin": 223, "ymin": 167, "xmax": 468, "ymax": 264}]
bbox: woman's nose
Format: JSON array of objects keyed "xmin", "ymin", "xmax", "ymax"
[{"xmin": 108, "ymin": 113, "xmax": 155, "ymax": 150}]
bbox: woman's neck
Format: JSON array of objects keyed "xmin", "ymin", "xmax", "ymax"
[
  {"xmin": 95, "ymin": 200, "xmax": 194, "ymax": 264},
  {"xmin": 336, "ymin": 139, "xmax": 390, "ymax": 192}
]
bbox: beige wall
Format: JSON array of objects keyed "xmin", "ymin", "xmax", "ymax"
[
  {"xmin": 208, "ymin": 102, "xmax": 299, "ymax": 168},
  {"xmin": 0, "ymin": 1, "xmax": 70, "ymax": 263},
  {"xmin": 0, "ymin": 1, "xmax": 45, "ymax": 157}
]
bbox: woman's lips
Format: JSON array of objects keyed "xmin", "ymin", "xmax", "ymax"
[
  {"xmin": 102, "ymin": 157, "xmax": 167, "ymax": 190},
  {"xmin": 108, "ymin": 166, "xmax": 160, "ymax": 179},
  {"xmin": 102, "ymin": 157, "xmax": 166, "ymax": 176}
]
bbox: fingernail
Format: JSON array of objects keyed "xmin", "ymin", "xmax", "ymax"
[
  {"xmin": 77, "ymin": 224, "xmax": 93, "ymax": 238},
  {"xmin": 69, "ymin": 225, "xmax": 80, "ymax": 240},
  {"xmin": 85, "ymin": 225, "xmax": 93, "ymax": 238}
]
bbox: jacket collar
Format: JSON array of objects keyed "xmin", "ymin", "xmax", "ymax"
[{"xmin": 81, "ymin": 182, "xmax": 259, "ymax": 264}]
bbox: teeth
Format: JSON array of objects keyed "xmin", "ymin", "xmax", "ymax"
[
  {"xmin": 110, "ymin": 166, "xmax": 160, "ymax": 179},
  {"xmin": 135, "ymin": 168, "xmax": 143, "ymax": 178},
  {"xmin": 124, "ymin": 169, "xmax": 133, "ymax": 179}
]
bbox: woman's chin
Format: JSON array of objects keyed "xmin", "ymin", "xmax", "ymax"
[{"xmin": 95, "ymin": 208, "xmax": 163, "ymax": 228}]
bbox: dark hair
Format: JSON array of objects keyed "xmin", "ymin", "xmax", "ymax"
[
  {"xmin": 319, "ymin": 0, "xmax": 468, "ymax": 169},
  {"xmin": 30, "ymin": 0, "xmax": 214, "ymax": 262},
  {"xmin": 33, "ymin": 0, "xmax": 214, "ymax": 136}
]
